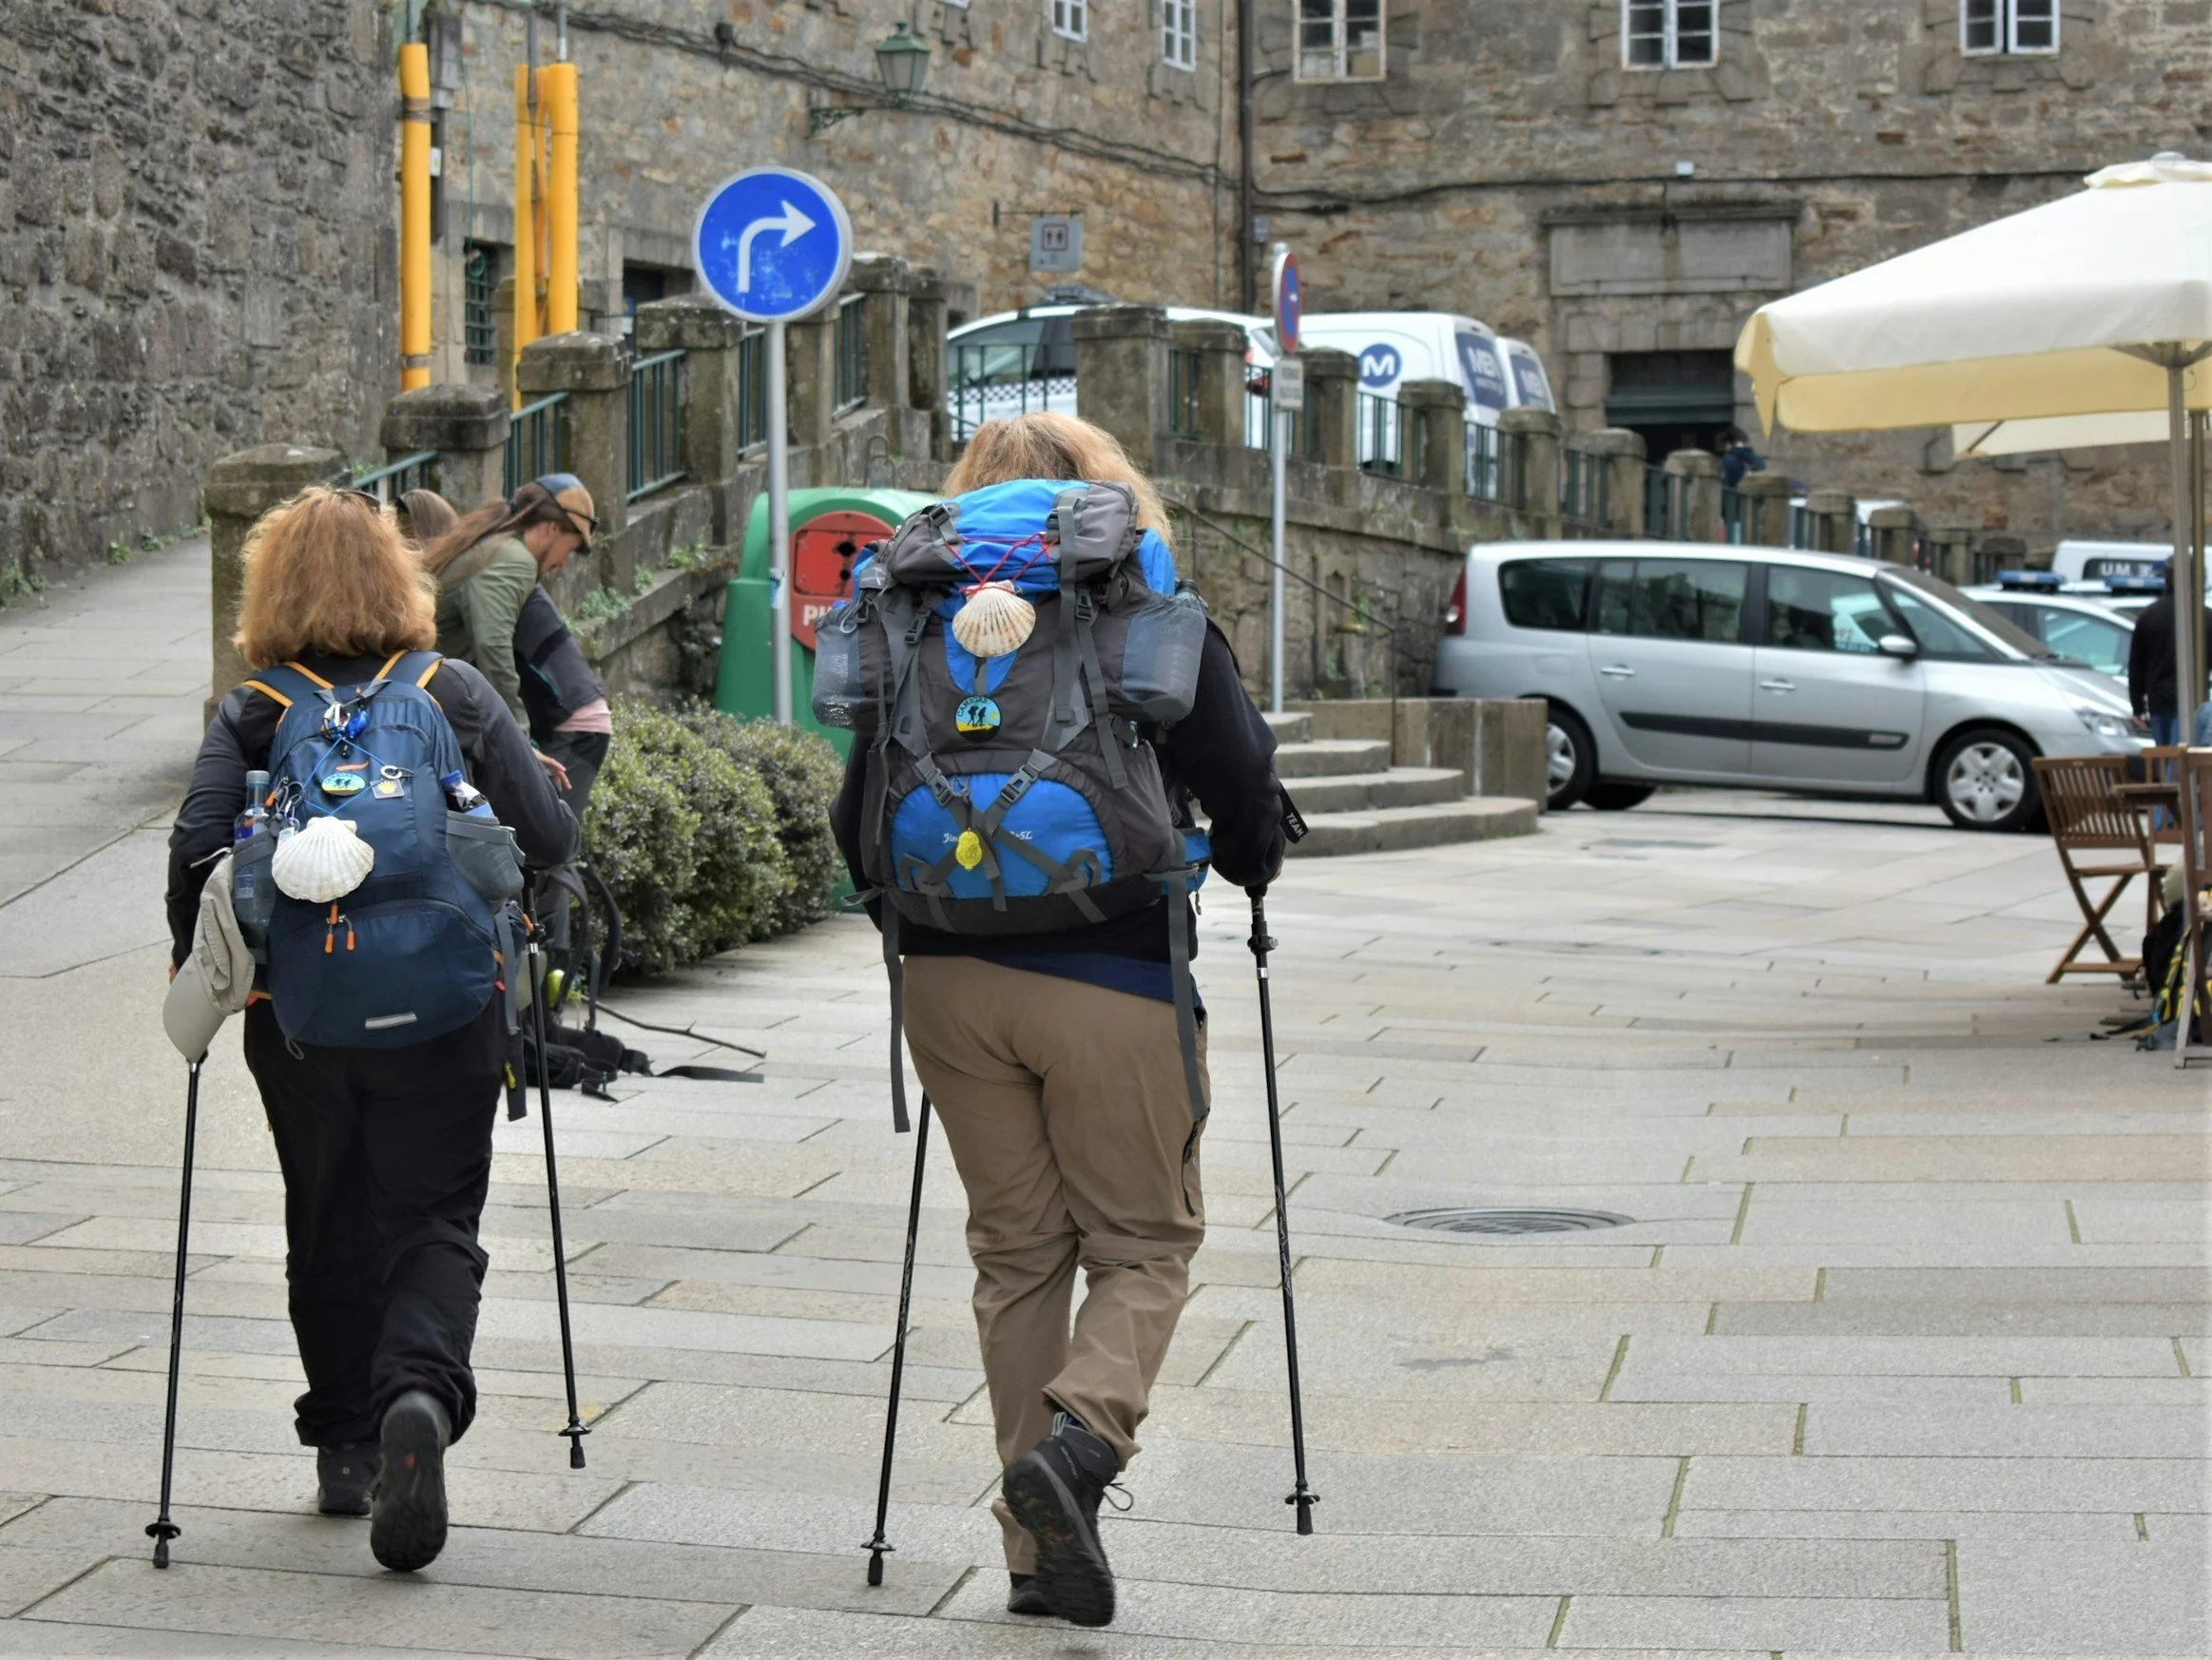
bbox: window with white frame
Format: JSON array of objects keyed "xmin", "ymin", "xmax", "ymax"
[
  {"xmin": 1051, "ymin": 0, "xmax": 1087, "ymax": 42},
  {"xmin": 1961, "ymin": 0, "xmax": 2058, "ymax": 54},
  {"xmin": 1623, "ymin": 0, "xmax": 1716, "ymax": 69},
  {"xmin": 1297, "ymin": 0, "xmax": 1383, "ymax": 81},
  {"xmin": 1163, "ymin": 0, "xmax": 1198, "ymax": 69}
]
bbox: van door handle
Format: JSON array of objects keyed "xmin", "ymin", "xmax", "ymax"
[
  {"xmin": 1760, "ymin": 678, "xmax": 1797, "ymax": 692},
  {"xmin": 1598, "ymin": 664, "xmax": 1636, "ymax": 679}
]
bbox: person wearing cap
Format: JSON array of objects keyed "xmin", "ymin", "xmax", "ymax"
[{"xmin": 420, "ymin": 476, "xmax": 611, "ymax": 804}]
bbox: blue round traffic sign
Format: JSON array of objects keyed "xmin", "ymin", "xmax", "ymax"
[
  {"xmin": 694, "ymin": 166, "xmax": 854, "ymax": 324},
  {"xmin": 1272, "ymin": 247, "xmax": 1301, "ymax": 356}
]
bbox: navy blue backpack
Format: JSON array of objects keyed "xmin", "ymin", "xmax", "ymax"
[{"xmin": 242, "ymin": 652, "xmax": 505, "ymax": 1049}]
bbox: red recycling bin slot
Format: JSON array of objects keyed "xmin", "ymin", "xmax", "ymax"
[{"xmin": 789, "ymin": 511, "xmax": 893, "ymax": 650}]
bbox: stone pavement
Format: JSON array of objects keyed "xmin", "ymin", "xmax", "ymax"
[{"xmin": 0, "ymin": 550, "xmax": 2203, "ymax": 1657}]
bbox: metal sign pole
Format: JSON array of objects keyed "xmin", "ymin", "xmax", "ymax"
[
  {"xmin": 766, "ymin": 318, "xmax": 793, "ymax": 724},
  {"xmin": 1271, "ymin": 400, "xmax": 1287, "ymax": 715}
]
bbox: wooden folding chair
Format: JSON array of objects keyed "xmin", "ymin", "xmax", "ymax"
[
  {"xmin": 2030, "ymin": 755, "xmax": 2165, "ymax": 984},
  {"xmin": 2175, "ymin": 749, "xmax": 2212, "ymax": 1067}
]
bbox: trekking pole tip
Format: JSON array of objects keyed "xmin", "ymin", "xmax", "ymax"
[
  {"xmin": 865, "ymin": 1547, "xmax": 887, "ymax": 1587},
  {"xmin": 146, "ymin": 1518, "xmax": 179, "ymax": 1567}
]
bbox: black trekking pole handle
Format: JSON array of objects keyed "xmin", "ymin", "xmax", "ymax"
[
  {"xmin": 1246, "ymin": 887, "xmax": 1318, "ymax": 1534},
  {"xmin": 528, "ymin": 933, "xmax": 591, "ymax": 1469}
]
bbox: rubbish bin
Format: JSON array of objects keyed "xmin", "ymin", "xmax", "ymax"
[{"xmin": 714, "ymin": 486, "xmax": 939, "ymax": 755}]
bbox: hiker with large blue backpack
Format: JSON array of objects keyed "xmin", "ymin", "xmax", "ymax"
[
  {"xmin": 821, "ymin": 413, "xmax": 1292, "ymax": 1628},
  {"xmin": 163, "ymin": 487, "xmax": 578, "ymax": 1573}
]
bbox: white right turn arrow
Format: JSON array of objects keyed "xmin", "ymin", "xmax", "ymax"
[{"xmin": 736, "ymin": 201, "xmax": 818, "ymax": 294}]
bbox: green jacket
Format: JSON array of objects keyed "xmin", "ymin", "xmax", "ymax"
[{"xmin": 433, "ymin": 535, "xmax": 538, "ymax": 724}]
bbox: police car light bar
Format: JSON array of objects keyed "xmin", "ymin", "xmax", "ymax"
[{"xmin": 1995, "ymin": 569, "xmax": 2064, "ymax": 590}]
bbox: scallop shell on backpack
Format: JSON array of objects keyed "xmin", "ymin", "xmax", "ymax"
[
  {"xmin": 271, "ymin": 816, "xmax": 375, "ymax": 902},
  {"xmin": 951, "ymin": 582, "xmax": 1036, "ymax": 658}
]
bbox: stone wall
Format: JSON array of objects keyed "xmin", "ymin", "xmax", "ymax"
[
  {"xmin": 0, "ymin": 0, "xmax": 394, "ymax": 580},
  {"xmin": 417, "ymin": 0, "xmax": 1243, "ymax": 387},
  {"xmin": 1248, "ymin": 0, "xmax": 2210, "ymax": 555}
]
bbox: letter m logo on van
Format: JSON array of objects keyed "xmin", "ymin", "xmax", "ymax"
[{"xmin": 1358, "ymin": 345, "xmax": 1401, "ymax": 390}]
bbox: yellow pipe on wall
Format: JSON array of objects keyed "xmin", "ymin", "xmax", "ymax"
[
  {"xmin": 511, "ymin": 64, "xmax": 540, "ymax": 403},
  {"xmin": 398, "ymin": 44, "xmax": 432, "ymax": 392},
  {"xmin": 542, "ymin": 63, "xmax": 579, "ymax": 336}
]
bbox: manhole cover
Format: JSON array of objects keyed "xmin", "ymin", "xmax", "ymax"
[{"xmin": 1387, "ymin": 1207, "xmax": 1634, "ymax": 1235}]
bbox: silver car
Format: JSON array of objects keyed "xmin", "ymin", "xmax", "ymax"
[{"xmin": 1434, "ymin": 542, "xmax": 2145, "ymax": 831}]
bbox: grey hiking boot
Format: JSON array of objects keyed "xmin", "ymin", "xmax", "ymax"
[
  {"xmin": 1007, "ymin": 1573, "xmax": 1052, "ymax": 1616},
  {"xmin": 316, "ymin": 1442, "xmax": 381, "ymax": 1517},
  {"xmin": 370, "ymin": 1391, "xmax": 452, "ymax": 1573},
  {"xmin": 1001, "ymin": 1412, "xmax": 1121, "ymax": 1628}
]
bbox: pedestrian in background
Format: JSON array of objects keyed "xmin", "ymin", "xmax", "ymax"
[
  {"xmin": 419, "ymin": 475, "xmax": 612, "ymax": 809},
  {"xmin": 165, "ymin": 487, "xmax": 576, "ymax": 1571},
  {"xmin": 2126, "ymin": 559, "xmax": 2212, "ymax": 745},
  {"xmin": 831, "ymin": 412, "xmax": 1288, "ymax": 1627},
  {"xmin": 1719, "ymin": 426, "xmax": 1766, "ymax": 490}
]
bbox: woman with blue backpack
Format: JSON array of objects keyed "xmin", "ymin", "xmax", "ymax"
[
  {"xmin": 165, "ymin": 486, "xmax": 576, "ymax": 1573},
  {"xmin": 824, "ymin": 412, "xmax": 1288, "ymax": 1627}
]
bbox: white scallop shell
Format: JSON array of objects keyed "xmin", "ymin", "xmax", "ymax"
[
  {"xmin": 951, "ymin": 581, "xmax": 1036, "ymax": 658},
  {"xmin": 272, "ymin": 816, "xmax": 375, "ymax": 902}
]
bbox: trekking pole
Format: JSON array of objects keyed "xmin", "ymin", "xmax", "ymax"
[
  {"xmin": 146, "ymin": 1058, "xmax": 202, "ymax": 1568},
  {"xmin": 1247, "ymin": 888, "xmax": 1318, "ymax": 1535},
  {"xmin": 527, "ymin": 934, "xmax": 590, "ymax": 1468},
  {"xmin": 864, "ymin": 1092, "xmax": 931, "ymax": 1587}
]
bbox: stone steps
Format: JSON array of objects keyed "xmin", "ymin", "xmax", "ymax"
[
  {"xmin": 1256, "ymin": 705, "xmax": 1537, "ymax": 858},
  {"xmin": 1289, "ymin": 797, "xmax": 1541, "ymax": 857},
  {"xmin": 1283, "ymin": 766, "xmax": 1468, "ymax": 814}
]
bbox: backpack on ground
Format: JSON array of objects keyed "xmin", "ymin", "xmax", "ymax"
[
  {"xmin": 813, "ymin": 478, "xmax": 1213, "ymax": 1133},
  {"xmin": 243, "ymin": 651, "xmax": 517, "ymax": 1049}
]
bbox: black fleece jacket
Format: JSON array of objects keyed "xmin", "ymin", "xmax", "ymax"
[
  {"xmin": 830, "ymin": 620, "xmax": 1287, "ymax": 960},
  {"xmin": 2125, "ymin": 590, "xmax": 2212, "ymax": 720},
  {"xmin": 166, "ymin": 653, "xmax": 578, "ymax": 966}
]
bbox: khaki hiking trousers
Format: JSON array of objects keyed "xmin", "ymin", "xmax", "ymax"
[{"xmin": 901, "ymin": 955, "xmax": 1208, "ymax": 1573}]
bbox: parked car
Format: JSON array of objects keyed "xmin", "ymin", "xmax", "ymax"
[
  {"xmin": 1434, "ymin": 542, "xmax": 2145, "ymax": 832},
  {"xmin": 1962, "ymin": 577, "xmax": 2134, "ymax": 682},
  {"xmin": 946, "ymin": 304, "xmax": 1274, "ymax": 443}
]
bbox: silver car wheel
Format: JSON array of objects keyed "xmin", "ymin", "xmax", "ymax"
[
  {"xmin": 1945, "ymin": 742, "xmax": 2026, "ymax": 825},
  {"xmin": 1547, "ymin": 723, "xmax": 1577, "ymax": 796}
]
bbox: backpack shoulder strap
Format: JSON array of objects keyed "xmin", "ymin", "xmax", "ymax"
[
  {"xmin": 240, "ymin": 663, "xmax": 326, "ymax": 711},
  {"xmin": 387, "ymin": 649, "xmax": 445, "ymax": 690}
]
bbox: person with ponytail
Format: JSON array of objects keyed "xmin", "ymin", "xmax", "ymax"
[{"xmin": 420, "ymin": 475, "xmax": 612, "ymax": 806}]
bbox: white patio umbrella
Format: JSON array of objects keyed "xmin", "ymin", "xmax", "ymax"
[{"xmin": 1736, "ymin": 152, "xmax": 2212, "ymax": 730}]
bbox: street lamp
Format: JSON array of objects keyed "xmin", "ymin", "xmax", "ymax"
[
  {"xmin": 811, "ymin": 20, "xmax": 931, "ymax": 135},
  {"xmin": 875, "ymin": 21, "xmax": 930, "ymax": 98}
]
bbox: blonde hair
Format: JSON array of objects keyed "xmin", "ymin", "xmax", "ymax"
[
  {"xmin": 233, "ymin": 487, "xmax": 438, "ymax": 667},
  {"xmin": 396, "ymin": 488, "xmax": 459, "ymax": 546},
  {"xmin": 943, "ymin": 413, "xmax": 1172, "ymax": 548}
]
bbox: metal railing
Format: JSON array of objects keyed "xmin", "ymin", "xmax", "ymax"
[
  {"xmin": 352, "ymin": 450, "xmax": 437, "ymax": 505},
  {"xmin": 947, "ymin": 341, "xmax": 1077, "ymax": 442},
  {"xmin": 1644, "ymin": 467, "xmax": 1689, "ymax": 541},
  {"xmin": 1467, "ymin": 423, "xmax": 1522, "ymax": 505},
  {"xmin": 504, "ymin": 392, "xmax": 569, "ymax": 495},
  {"xmin": 833, "ymin": 293, "xmax": 867, "ymax": 413},
  {"xmin": 626, "ymin": 349, "xmax": 686, "ymax": 502},
  {"xmin": 1560, "ymin": 448, "xmax": 1610, "ymax": 535},
  {"xmin": 735, "ymin": 325, "xmax": 768, "ymax": 453},
  {"xmin": 1168, "ymin": 348, "xmax": 1203, "ymax": 440},
  {"xmin": 1356, "ymin": 392, "xmax": 1402, "ymax": 476}
]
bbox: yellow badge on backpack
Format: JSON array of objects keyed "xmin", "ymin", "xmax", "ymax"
[{"xmin": 954, "ymin": 830, "xmax": 985, "ymax": 870}]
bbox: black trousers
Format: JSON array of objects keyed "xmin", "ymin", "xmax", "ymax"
[
  {"xmin": 243, "ymin": 1000, "xmax": 504, "ymax": 1449},
  {"xmin": 540, "ymin": 728, "xmax": 610, "ymax": 817}
]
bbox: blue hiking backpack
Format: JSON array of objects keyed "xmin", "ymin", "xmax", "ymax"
[
  {"xmin": 240, "ymin": 652, "xmax": 509, "ymax": 1049},
  {"xmin": 811, "ymin": 479, "xmax": 1214, "ymax": 1135}
]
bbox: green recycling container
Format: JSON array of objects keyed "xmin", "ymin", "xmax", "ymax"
[{"xmin": 713, "ymin": 486, "xmax": 939, "ymax": 755}]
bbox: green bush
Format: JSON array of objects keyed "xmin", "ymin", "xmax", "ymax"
[
  {"xmin": 582, "ymin": 698, "xmax": 842, "ymax": 974},
  {"xmin": 678, "ymin": 706, "xmax": 846, "ymax": 937}
]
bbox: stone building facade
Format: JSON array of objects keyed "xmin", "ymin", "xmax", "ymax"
[
  {"xmin": 418, "ymin": 0, "xmax": 1243, "ymax": 390},
  {"xmin": 0, "ymin": 0, "xmax": 394, "ymax": 579},
  {"xmin": 1248, "ymin": 0, "xmax": 2212, "ymax": 552}
]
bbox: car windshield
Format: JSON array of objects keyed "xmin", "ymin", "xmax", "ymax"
[{"xmin": 1883, "ymin": 567, "xmax": 2052, "ymax": 660}]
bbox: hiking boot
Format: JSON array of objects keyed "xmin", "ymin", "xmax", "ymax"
[
  {"xmin": 1007, "ymin": 1573, "xmax": 1052, "ymax": 1617},
  {"xmin": 315, "ymin": 1442, "xmax": 380, "ymax": 1517},
  {"xmin": 1001, "ymin": 1413, "xmax": 1120, "ymax": 1628},
  {"xmin": 370, "ymin": 1391, "xmax": 451, "ymax": 1573}
]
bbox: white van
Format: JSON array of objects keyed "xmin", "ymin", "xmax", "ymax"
[{"xmin": 1291, "ymin": 312, "xmax": 1556, "ymax": 429}]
